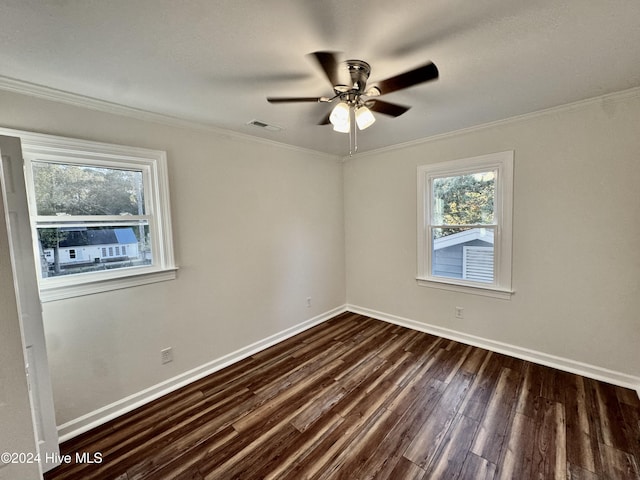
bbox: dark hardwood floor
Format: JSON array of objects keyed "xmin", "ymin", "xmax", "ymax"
[{"xmin": 44, "ymin": 312, "xmax": 640, "ymax": 479}]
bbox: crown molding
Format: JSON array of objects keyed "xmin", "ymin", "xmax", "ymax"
[
  {"xmin": 3, "ymin": 74, "xmax": 637, "ymax": 163},
  {"xmin": 0, "ymin": 75, "xmax": 339, "ymax": 160}
]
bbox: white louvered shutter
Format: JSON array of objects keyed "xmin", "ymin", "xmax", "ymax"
[{"xmin": 463, "ymin": 246, "xmax": 494, "ymax": 283}]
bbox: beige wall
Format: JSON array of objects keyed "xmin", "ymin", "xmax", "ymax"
[
  {"xmin": 345, "ymin": 92, "xmax": 640, "ymax": 378},
  {"xmin": 0, "ymin": 90, "xmax": 346, "ymax": 426}
]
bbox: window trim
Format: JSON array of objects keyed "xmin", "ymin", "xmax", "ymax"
[
  {"xmin": 0, "ymin": 127, "xmax": 177, "ymax": 302},
  {"xmin": 417, "ymin": 151, "xmax": 514, "ymax": 299}
]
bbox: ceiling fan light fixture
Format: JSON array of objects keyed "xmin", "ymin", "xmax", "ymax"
[
  {"xmin": 329, "ymin": 102, "xmax": 351, "ymax": 133},
  {"xmin": 364, "ymin": 86, "xmax": 381, "ymax": 97},
  {"xmin": 266, "ymin": 52, "xmax": 439, "ymax": 149},
  {"xmin": 332, "ymin": 121, "xmax": 350, "ymax": 133},
  {"xmin": 355, "ymin": 106, "xmax": 375, "ymax": 130}
]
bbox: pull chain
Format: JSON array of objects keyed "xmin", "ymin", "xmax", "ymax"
[
  {"xmin": 353, "ymin": 112, "xmax": 358, "ymax": 154},
  {"xmin": 349, "ymin": 120, "xmax": 353, "ymax": 156},
  {"xmin": 348, "ymin": 106, "xmax": 358, "ymax": 156}
]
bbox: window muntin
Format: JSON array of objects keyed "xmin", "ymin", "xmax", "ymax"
[{"xmin": 417, "ymin": 151, "xmax": 513, "ymax": 298}]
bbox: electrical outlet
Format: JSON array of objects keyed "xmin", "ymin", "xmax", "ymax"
[
  {"xmin": 306, "ymin": 297, "xmax": 312, "ymax": 308},
  {"xmin": 455, "ymin": 307, "xmax": 464, "ymax": 319},
  {"xmin": 161, "ymin": 347, "xmax": 173, "ymax": 364}
]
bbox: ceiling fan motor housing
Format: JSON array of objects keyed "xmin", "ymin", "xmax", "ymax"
[{"xmin": 333, "ymin": 60, "xmax": 372, "ymax": 105}]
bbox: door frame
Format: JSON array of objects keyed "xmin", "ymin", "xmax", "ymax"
[{"xmin": 0, "ymin": 135, "xmax": 60, "ymax": 473}]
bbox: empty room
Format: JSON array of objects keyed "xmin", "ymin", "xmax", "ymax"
[{"xmin": 0, "ymin": 1, "xmax": 639, "ymax": 479}]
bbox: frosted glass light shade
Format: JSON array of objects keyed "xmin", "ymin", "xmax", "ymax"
[
  {"xmin": 333, "ymin": 121, "xmax": 350, "ymax": 133},
  {"xmin": 329, "ymin": 102, "xmax": 350, "ymax": 133},
  {"xmin": 355, "ymin": 106, "xmax": 375, "ymax": 130}
]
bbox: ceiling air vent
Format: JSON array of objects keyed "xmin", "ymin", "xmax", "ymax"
[{"xmin": 247, "ymin": 120, "xmax": 282, "ymax": 132}]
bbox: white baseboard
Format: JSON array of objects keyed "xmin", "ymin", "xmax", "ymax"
[
  {"xmin": 347, "ymin": 304, "xmax": 640, "ymax": 395},
  {"xmin": 58, "ymin": 301, "xmax": 639, "ymax": 441},
  {"xmin": 57, "ymin": 305, "xmax": 348, "ymax": 442}
]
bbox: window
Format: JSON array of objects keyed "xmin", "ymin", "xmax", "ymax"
[
  {"xmin": 0, "ymin": 127, "xmax": 176, "ymax": 301},
  {"xmin": 417, "ymin": 151, "xmax": 514, "ymax": 298}
]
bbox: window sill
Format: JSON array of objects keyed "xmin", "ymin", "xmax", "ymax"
[
  {"xmin": 39, "ymin": 267, "xmax": 178, "ymax": 302},
  {"xmin": 416, "ymin": 277, "xmax": 513, "ymax": 300}
]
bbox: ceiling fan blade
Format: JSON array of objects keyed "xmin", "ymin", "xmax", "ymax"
[
  {"xmin": 368, "ymin": 100, "xmax": 411, "ymax": 117},
  {"xmin": 374, "ymin": 61, "xmax": 439, "ymax": 95},
  {"xmin": 267, "ymin": 97, "xmax": 327, "ymax": 103},
  {"xmin": 310, "ymin": 51, "xmax": 341, "ymax": 87}
]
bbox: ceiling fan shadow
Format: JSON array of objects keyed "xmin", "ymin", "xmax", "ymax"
[{"xmin": 211, "ymin": 72, "xmax": 313, "ymax": 86}]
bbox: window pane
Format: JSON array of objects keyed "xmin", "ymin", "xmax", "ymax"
[
  {"xmin": 37, "ymin": 224, "xmax": 152, "ymax": 278},
  {"xmin": 32, "ymin": 162, "xmax": 145, "ymax": 216},
  {"xmin": 432, "ymin": 171, "xmax": 495, "ymax": 225},
  {"xmin": 431, "ymin": 227, "xmax": 494, "ymax": 282}
]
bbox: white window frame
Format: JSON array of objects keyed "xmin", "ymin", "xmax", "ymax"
[
  {"xmin": 417, "ymin": 151, "xmax": 514, "ymax": 299},
  {"xmin": 0, "ymin": 127, "xmax": 177, "ymax": 302}
]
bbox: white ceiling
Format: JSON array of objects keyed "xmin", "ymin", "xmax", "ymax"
[{"xmin": 1, "ymin": 0, "xmax": 639, "ymax": 156}]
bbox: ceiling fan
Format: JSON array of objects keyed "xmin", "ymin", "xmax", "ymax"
[{"xmin": 267, "ymin": 51, "xmax": 439, "ymax": 133}]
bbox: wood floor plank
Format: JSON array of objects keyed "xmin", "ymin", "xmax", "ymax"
[
  {"xmin": 598, "ymin": 443, "xmax": 640, "ymax": 479},
  {"xmin": 470, "ymin": 366, "xmax": 521, "ymax": 465},
  {"xmin": 376, "ymin": 329, "xmax": 413, "ymax": 361},
  {"xmin": 276, "ymin": 408, "xmax": 382, "ymax": 480},
  {"xmin": 617, "ymin": 386, "xmax": 640, "ymax": 408},
  {"xmin": 459, "ymin": 351, "xmax": 502, "ymax": 421},
  {"xmin": 460, "ymin": 345, "xmax": 491, "ymax": 375},
  {"xmin": 567, "ymin": 463, "xmax": 602, "ymax": 480},
  {"xmin": 528, "ymin": 398, "xmax": 567, "ymax": 480},
  {"xmin": 565, "ymin": 375, "xmax": 599, "ymax": 474},
  {"xmin": 289, "ymin": 382, "xmax": 346, "ymax": 432},
  {"xmin": 590, "ymin": 378, "xmax": 634, "ymax": 454},
  {"xmin": 458, "ymin": 453, "xmax": 497, "ymax": 480},
  {"xmin": 44, "ymin": 313, "xmax": 640, "ymax": 480},
  {"xmin": 359, "ymin": 378, "xmax": 445, "ymax": 479},
  {"xmin": 498, "ymin": 412, "xmax": 535, "ymax": 480},
  {"xmin": 421, "ymin": 413, "xmax": 479, "ymax": 479},
  {"xmin": 263, "ymin": 413, "xmax": 345, "ymax": 480},
  {"xmin": 318, "ymin": 406, "xmax": 400, "ymax": 480},
  {"xmin": 130, "ymin": 425, "xmax": 237, "ymax": 480},
  {"xmin": 404, "ymin": 370, "xmax": 475, "ymax": 469},
  {"xmin": 385, "ymin": 456, "xmax": 425, "ymax": 480},
  {"xmin": 620, "ymin": 401, "xmax": 640, "ymax": 460},
  {"xmin": 202, "ymin": 423, "xmax": 301, "ymax": 480}
]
